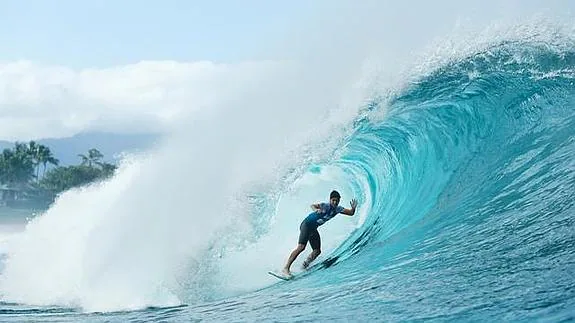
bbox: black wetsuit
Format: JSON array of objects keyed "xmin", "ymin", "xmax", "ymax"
[{"xmin": 298, "ymin": 202, "xmax": 344, "ymax": 249}]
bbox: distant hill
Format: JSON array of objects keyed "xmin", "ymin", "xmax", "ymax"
[{"xmin": 0, "ymin": 132, "xmax": 162, "ymax": 166}]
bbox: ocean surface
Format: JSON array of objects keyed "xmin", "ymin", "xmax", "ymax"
[{"xmin": 0, "ymin": 25, "xmax": 574, "ymax": 322}]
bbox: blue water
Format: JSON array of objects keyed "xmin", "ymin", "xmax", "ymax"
[{"xmin": 1, "ymin": 38, "xmax": 575, "ymax": 322}]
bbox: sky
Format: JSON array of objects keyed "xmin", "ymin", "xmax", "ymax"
[
  {"xmin": 0, "ymin": 0, "xmax": 574, "ymax": 141},
  {"xmin": 0, "ymin": 0, "xmax": 321, "ymax": 67}
]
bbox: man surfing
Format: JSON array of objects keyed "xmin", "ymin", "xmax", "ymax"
[{"xmin": 281, "ymin": 190, "xmax": 358, "ymax": 278}]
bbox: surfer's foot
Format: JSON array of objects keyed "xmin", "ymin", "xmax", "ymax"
[
  {"xmin": 302, "ymin": 260, "xmax": 310, "ymax": 270},
  {"xmin": 282, "ymin": 268, "xmax": 292, "ymax": 278}
]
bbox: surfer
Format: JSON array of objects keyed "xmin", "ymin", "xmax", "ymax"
[{"xmin": 282, "ymin": 190, "xmax": 358, "ymax": 277}]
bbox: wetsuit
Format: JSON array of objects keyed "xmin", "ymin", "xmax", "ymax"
[{"xmin": 298, "ymin": 202, "xmax": 344, "ymax": 249}]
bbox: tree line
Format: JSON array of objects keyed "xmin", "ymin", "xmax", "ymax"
[{"xmin": 0, "ymin": 141, "xmax": 117, "ymax": 204}]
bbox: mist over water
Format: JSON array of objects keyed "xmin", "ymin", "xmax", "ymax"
[{"xmin": 0, "ymin": 55, "xmax": 367, "ymax": 311}]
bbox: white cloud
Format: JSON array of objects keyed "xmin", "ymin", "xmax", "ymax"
[{"xmin": 0, "ymin": 60, "xmax": 284, "ymax": 141}]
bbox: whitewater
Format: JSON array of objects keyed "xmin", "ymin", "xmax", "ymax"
[{"xmin": 1, "ymin": 9, "xmax": 575, "ymax": 323}]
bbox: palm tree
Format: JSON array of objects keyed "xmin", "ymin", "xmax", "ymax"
[
  {"xmin": 37, "ymin": 145, "xmax": 59, "ymax": 179},
  {"xmin": 25, "ymin": 140, "xmax": 41, "ymax": 180},
  {"xmin": 0, "ymin": 145, "xmax": 35, "ymax": 186},
  {"xmin": 78, "ymin": 148, "xmax": 104, "ymax": 168}
]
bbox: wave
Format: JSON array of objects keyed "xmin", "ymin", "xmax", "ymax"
[{"xmin": 1, "ymin": 27, "xmax": 574, "ymax": 321}]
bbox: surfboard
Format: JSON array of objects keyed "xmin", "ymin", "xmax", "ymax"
[{"xmin": 267, "ymin": 271, "xmax": 293, "ymax": 281}]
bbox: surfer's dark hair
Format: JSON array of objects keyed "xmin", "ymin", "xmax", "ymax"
[{"xmin": 330, "ymin": 190, "xmax": 341, "ymax": 199}]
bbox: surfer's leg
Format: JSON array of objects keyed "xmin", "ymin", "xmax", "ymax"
[
  {"xmin": 284, "ymin": 244, "xmax": 305, "ymax": 276},
  {"xmin": 283, "ymin": 222, "xmax": 311, "ymax": 275},
  {"xmin": 303, "ymin": 230, "xmax": 321, "ymax": 269}
]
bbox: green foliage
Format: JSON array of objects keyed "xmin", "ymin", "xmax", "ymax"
[
  {"xmin": 39, "ymin": 148, "xmax": 117, "ymax": 194},
  {"xmin": 34, "ymin": 143, "xmax": 60, "ymax": 179},
  {"xmin": 0, "ymin": 142, "xmax": 37, "ymax": 185},
  {"xmin": 39, "ymin": 165, "xmax": 106, "ymax": 193},
  {"xmin": 0, "ymin": 143, "xmax": 118, "ymax": 204}
]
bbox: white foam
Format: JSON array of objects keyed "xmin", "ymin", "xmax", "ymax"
[{"xmin": 0, "ymin": 58, "xmax": 366, "ymax": 312}]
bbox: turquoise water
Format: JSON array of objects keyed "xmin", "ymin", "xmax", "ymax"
[{"xmin": 1, "ymin": 38, "xmax": 575, "ymax": 322}]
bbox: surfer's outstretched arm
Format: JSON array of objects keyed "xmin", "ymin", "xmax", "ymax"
[{"xmin": 341, "ymin": 199, "xmax": 358, "ymax": 216}]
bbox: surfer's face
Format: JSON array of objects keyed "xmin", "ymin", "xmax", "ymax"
[{"xmin": 330, "ymin": 197, "xmax": 340, "ymax": 207}]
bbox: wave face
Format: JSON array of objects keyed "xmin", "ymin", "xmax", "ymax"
[
  {"xmin": 1, "ymin": 38, "xmax": 575, "ymax": 322},
  {"xmin": 318, "ymin": 40, "xmax": 575, "ymax": 321}
]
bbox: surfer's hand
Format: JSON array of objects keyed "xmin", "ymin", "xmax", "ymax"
[{"xmin": 350, "ymin": 199, "xmax": 358, "ymax": 209}]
